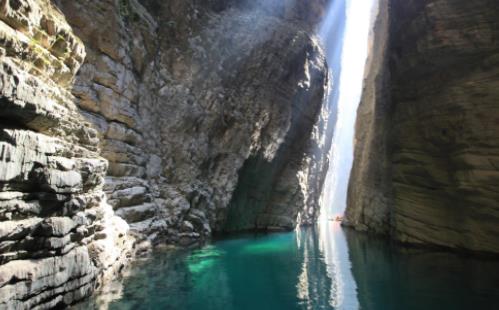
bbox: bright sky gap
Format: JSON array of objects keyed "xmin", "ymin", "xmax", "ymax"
[{"xmin": 320, "ymin": 0, "xmax": 376, "ymax": 219}]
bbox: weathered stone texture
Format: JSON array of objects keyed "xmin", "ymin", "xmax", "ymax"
[
  {"xmin": 55, "ymin": 0, "xmax": 331, "ymax": 240},
  {"xmin": 345, "ymin": 0, "xmax": 392, "ymax": 235},
  {"xmin": 0, "ymin": 0, "xmax": 134, "ymax": 308},
  {"xmin": 346, "ymin": 0, "xmax": 499, "ymax": 254},
  {"xmin": 1, "ymin": 0, "xmax": 331, "ymax": 307}
]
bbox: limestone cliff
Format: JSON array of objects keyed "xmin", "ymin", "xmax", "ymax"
[
  {"xmin": 0, "ymin": 0, "xmax": 133, "ymax": 307},
  {"xmin": 54, "ymin": 0, "xmax": 331, "ymax": 239},
  {"xmin": 346, "ymin": 0, "xmax": 499, "ymax": 254},
  {"xmin": 0, "ymin": 0, "xmax": 331, "ymax": 307}
]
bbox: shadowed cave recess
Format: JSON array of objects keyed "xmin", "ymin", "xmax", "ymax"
[{"xmin": 1, "ymin": 0, "xmax": 499, "ymax": 308}]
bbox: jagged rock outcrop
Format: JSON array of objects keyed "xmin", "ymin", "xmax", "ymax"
[
  {"xmin": 54, "ymin": 0, "xmax": 331, "ymax": 241},
  {"xmin": 346, "ymin": 0, "xmax": 499, "ymax": 254},
  {"xmin": 0, "ymin": 0, "xmax": 134, "ymax": 307},
  {"xmin": 0, "ymin": 0, "xmax": 331, "ymax": 307}
]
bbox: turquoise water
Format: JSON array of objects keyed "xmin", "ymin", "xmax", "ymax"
[{"xmin": 83, "ymin": 223, "xmax": 499, "ymax": 310}]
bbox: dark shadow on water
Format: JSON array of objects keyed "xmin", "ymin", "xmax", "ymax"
[{"xmin": 345, "ymin": 228, "xmax": 499, "ymax": 310}]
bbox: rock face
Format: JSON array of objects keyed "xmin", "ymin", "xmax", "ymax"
[
  {"xmin": 346, "ymin": 0, "xmax": 499, "ymax": 254},
  {"xmin": 0, "ymin": 0, "xmax": 134, "ymax": 307},
  {"xmin": 55, "ymin": 0, "xmax": 331, "ymax": 240},
  {"xmin": 346, "ymin": 0, "xmax": 392, "ymax": 236},
  {"xmin": 0, "ymin": 0, "xmax": 331, "ymax": 307}
]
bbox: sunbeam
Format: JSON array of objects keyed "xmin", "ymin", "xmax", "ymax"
[{"xmin": 320, "ymin": 0, "xmax": 377, "ymax": 220}]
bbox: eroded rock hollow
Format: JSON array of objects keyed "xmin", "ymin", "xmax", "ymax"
[{"xmin": 0, "ymin": 0, "xmax": 332, "ymax": 307}]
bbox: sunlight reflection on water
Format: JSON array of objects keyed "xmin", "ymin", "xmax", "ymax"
[
  {"xmin": 81, "ymin": 223, "xmax": 499, "ymax": 310},
  {"xmin": 296, "ymin": 221, "xmax": 360, "ymax": 309},
  {"xmin": 316, "ymin": 1, "xmax": 376, "ymax": 305}
]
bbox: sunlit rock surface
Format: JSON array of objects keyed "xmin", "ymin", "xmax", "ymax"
[
  {"xmin": 345, "ymin": 0, "xmax": 391, "ymax": 235},
  {"xmin": 0, "ymin": 0, "xmax": 331, "ymax": 306},
  {"xmin": 346, "ymin": 0, "xmax": 499, "ymax": 254},
  {"xmin": 0, "ymin": 0, "xmax": 134, "ymax": 307},
  {"xmin": 55, "ymin": 0, "xmax": 330, "ymax": 238}
]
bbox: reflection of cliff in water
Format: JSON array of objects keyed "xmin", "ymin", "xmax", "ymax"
[
  {"xmin": 345, "ymin": 230, "xmax": 499, "ymax": 310},
  {"xmin": 316, "ymin": 222, "xmax": 360, "ymax": 309},
  {"xmin": 79, "ymin": 223, "xmax": 499, "ymax": 309},
  {"xmin": 295, "ymin": 225, "xmax": 334, "ymax": 308}
]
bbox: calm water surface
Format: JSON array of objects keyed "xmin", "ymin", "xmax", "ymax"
[{"xmin": 83, "ymin": 222, "xmax": 499, "ymax": 310}]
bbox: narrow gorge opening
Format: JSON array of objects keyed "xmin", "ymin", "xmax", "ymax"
[{"xmin": 319, "ymin": 0, "xmax": 376, "ymax": 220}]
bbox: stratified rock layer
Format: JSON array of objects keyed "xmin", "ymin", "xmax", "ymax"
[
  {"xmin": 1, "ymin": 0, "xmax": 330, "ymax": 307},
  {"xmin": 346, "ymin": 0, "xmax": 499, "ymax": 254},
  {"xmin": 0, "ymin": 0, "xmax": 134, "ymax": 308},
  {"xmin": 55, "ymin": 0, "xmax": 330, "ymax": 240}
]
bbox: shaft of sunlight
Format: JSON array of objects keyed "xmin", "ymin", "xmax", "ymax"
[
  {"xmin": 313, "ymin": 1, "xmax": 377, "ymax": 308},
  {"xmin": 320, "ymin": 0, "xmax": 376, "ymax": 221}
]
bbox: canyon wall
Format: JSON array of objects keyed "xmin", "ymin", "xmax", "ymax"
[
  {"xmin": 0, "ymin": 0, "xmax": 134, "ymax": 307},
  {"xmin": 346, "ymin": 0, "xmax": 499, "ymax": 254},
  {"xmin": 0, "ymin": 0, "xmax": 331, "ymax": 307}
]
